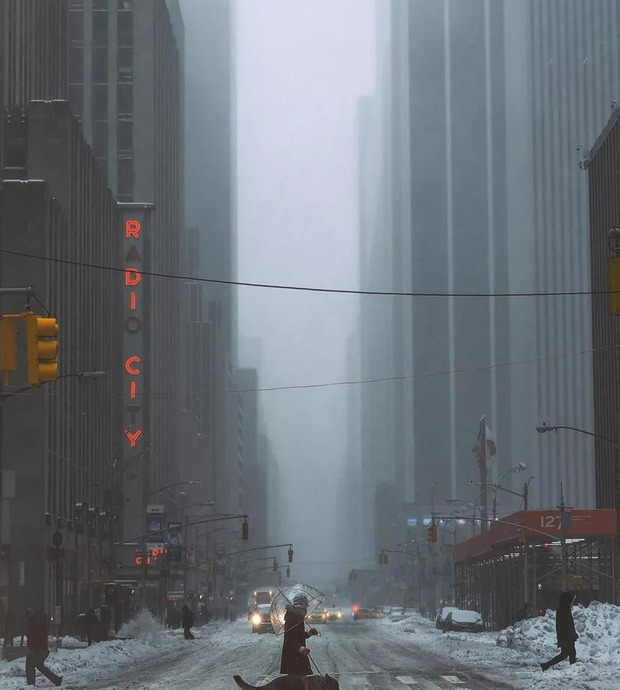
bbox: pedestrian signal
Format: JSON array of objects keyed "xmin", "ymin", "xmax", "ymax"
[{"xmin": 25, "ymin": 313, "xmax": 59, "ymax": 384}]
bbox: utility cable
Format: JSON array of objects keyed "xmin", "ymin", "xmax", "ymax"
[{"xmin": 0, "ymin": 247, "xmax": 612, "ymax": 299}]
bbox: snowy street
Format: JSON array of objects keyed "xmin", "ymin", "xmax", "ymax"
[{"xmin": 2, "ymin": 609, "xmax": 620, "ymax": 690}]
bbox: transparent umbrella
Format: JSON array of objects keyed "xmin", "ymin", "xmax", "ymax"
[{"xmin": 270, "ymin": 583, "xmax": 325, "ymax": 636}]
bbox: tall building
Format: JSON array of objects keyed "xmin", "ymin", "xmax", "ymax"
[
  {"xmin": 585, "ymin": 106, "xmax": 620, "ymax": 510},
  {"xmin": 0, "ymin": 101, "xmax": 121, "ymax": 619},
  {"xmin": 67, "ymin": 0, "xmax": 184, "ymax": 549},
  {"xmin": 504, "ymin": 0, "xmax": 620, "ymax": 509}
]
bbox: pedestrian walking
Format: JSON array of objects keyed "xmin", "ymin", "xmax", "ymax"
[
  {"xmin": 3, "ymin": 608, "xmax": 14, "ymax": 647},
  {"xmin": 24, "ymin": 608, "xmax": 62, "ymax": 686},
  {"xmin": 280, "ymin": 594, "xmax": 318, "ymax": 676},
  {"xmin": 181, "ymin": 605, "xmax": 195, "ymax": 640},
  {"xmin": 540, "ymin": 592, "xmax": 579, "ymax": 671}
]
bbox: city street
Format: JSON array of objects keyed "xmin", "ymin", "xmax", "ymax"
[{"xmin": 4, "ymin": 611, "xmax": 618, "ymax": 690}]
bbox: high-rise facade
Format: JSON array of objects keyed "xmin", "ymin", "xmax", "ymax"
[
  {"xmin": 353, "ymin": 2, "xmax": 620, "ymax": 562},
  {"xmin": 67, "ymin": 0, "xmax": 184, "ymax": 547}
]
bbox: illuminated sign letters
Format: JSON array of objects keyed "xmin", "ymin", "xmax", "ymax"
[{"xmin": 121, "ymin": 209, "xmax": 151, "ymax": 455}]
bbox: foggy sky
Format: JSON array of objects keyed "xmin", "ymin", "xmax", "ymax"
[{"xmin": 235, "ymin": 0, "xmax": 376, "ymax": 585}]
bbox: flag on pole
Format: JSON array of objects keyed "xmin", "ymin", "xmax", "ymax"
[{"xmin": 472, "ymin": 419, "xmax": 497, "ymax": 466}]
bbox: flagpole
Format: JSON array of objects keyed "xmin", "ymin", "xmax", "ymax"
[{"xmin": 480, "ymin": 416, "xmax": 488, "ymax": 533}]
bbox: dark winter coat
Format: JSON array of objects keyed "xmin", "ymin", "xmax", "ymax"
[
  {"xmin": 280, "ymin": 605, "xmax": 312, "ymax": 676},
  {"xmin": 25, "ymin": 613, "xmax": 48, "ymax": 652},
  {"xmin": 556, "ymin": 592, "xmax": 578, "ymax": 648},
  {"xmin": 181, "ymin": 607, "xmax": 195, "ymax": 629}
]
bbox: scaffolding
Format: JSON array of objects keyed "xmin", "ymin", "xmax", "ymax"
[{"xmin": 452, "ymin": 509, "xmax": 616, "ymax": 630}]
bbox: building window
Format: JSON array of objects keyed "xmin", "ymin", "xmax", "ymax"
[
  {"xmin": 68, "ymin": 11, "xmax": 84, "ymax": 46},
  {"xmin": 93, "ymin": 121, "xmax": 108, "ymax": 158},
  {"xmin": 92, "ymin": 85, "xmax": 108, "ymax": 121},
  {"xmin": 118, "ymin": 156, "xmax": 133, "ymax": 198},
  {"xmin": 117, "ymin": 120, "xmax": 132, "ymax": 151},
  {"xmin": 118, "ymin": 11, "xmax": 133, "ymax": 47},
  {"xmin": 117, "ymin": 47, "xmax": 133, "ymax": 84},
  {"xmin": 117, "ymin": 83, "xmax": 133, "ymax": 116},
  {"xmin": 68, "ymin": 47, "xmax": 84, "ymax": 84},
  {"xmin": 92, "ymin": 47, "xmax": 108, "ymax": 84},
  {"xmin": 118, "ymin": 0, "xmax": 132, "ymax": 8},
  {"xmin": 92, "ymin": 10, "xmax": 109, "ymax": 47},
  {"xmin": 93, "ymin": 0, "xmax": 109, "ymax": 9}
]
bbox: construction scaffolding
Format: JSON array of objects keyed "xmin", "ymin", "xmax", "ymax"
[{"xmin": 452, "ymin": 509, "xmax": 617, "ymax": 630}]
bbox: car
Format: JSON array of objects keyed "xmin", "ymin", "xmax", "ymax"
[
  {"xmin": 352, "ymin": 606, "xmax": 385, "ymax": 620},
  {"xmin": 307, "ymin": 609, "xmax": 327, "ymax": 624},
  {"xmin": 435, "ymin": 606, "xmax": 460, "ymax": 630},
  {"xmin": 388, "ymin": 607, "xmax": 408, "ymax": 622},
  {"xmin": 250, "ymin": 603, "xmax": 275, "ymax": 634},
  {"xmin": 440, "ymin": 610, "xmax": 484, "ymax": 633},
  {"xmin": 324, "ymin": 607, "xmax": 344, "ymax": 621}
]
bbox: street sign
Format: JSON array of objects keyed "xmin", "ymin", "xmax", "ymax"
[
  {"xmin": 167, "ymin": 521, "xmax": 182, "ymax": 529},
  {"xmin": 146, "ymin": 504, "xmax": 164, "ymax": 514},
  {"xmin": 114, "ymin": 562, "xmax": 123, "ymax": 570}
]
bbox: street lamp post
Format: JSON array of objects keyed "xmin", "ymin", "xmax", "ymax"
[{"xmin": 537, "ymin": 423, "xmax": 620, "ymax": 601}]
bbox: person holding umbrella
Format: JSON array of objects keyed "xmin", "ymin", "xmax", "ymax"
[{"xmin": 280, "ymin": 594, "xmax": 318, "ymax": 676}]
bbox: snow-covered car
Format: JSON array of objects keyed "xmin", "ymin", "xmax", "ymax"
[
  {"xmin": 435, "ymin": 606, "xmax": 460, "ymax": 629},
  {"xmin": 388, "ymin": 607, "xmax": 408, "ymax": 622},
  {"xmin": 352, "ymin": 606, "xmax": 385, "ymax": 620},
  {"xmin": 250, "ymin": 604, "xmax": 275, "ymax": 634},
  {"xmin": 440, "ymin": 610, "xmax": 483, "ymax": 633}
]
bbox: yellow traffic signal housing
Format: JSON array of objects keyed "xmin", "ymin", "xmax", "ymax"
[
  {"xmin": 272, "ymin": 558, "xmax": 278, "ymax": 572},
  {"xmin": 242, "ymin": 519, "xmax": 249, "ymax": 540},
  {"xmin": 288, "ymin": 548, "xmax": 294, "ymax": 563},
  {"xmin": 379, "ymin": 552, "xmax": 389, "ymax": 565},
  {"xmin": 0, "ymin": 317, "xmax": 17, "ymax": 383},
  {"xmin": 25, "ymin": 313, "xmax": 59, "ymax": 384},
  {"xmin": 427, "ymin": 524, "xmax": 438, "ymax": 542}
]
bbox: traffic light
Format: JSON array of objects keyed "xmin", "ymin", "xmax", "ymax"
[
  {"xmin": 0, "ymin": 317, "xmax": 17, "ymax": 383},
  {"xmin": 286, "ymin": 566, "xmax": 290, "ymax": 578},
  {"xmin": 242, "ymin": 519, "xmax": 249, "ymax": 540},
  {"xmin": 427, "ymin": 523, "xmax": 438, "ymax": 542},
  {"xmin": 272, "ymin": 557, "xmax": 278, "ymax": 572},
  {"xmin": 25, "ymin": 313, "xmax": 59, "ymax": 385},
  {"xmin": 379, "ymin": 551, "xmax": 389, "ymax": 565},
  {"xmin": 288, "ymin": 547, "xmax": 294, "ymax": 563}
]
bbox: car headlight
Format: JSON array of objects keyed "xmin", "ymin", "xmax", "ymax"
[
  {"xmin": 337, "ymin": 612, "xmax": 342, "ymax": 618},
  {"xmin": 251, "ymin": 614, "xmax": 261, "ymax": 626}
]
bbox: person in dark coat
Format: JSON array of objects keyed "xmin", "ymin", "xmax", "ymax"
[
  {"xmin": 540, "ymin": 592, "xmax": 578, "ymax": 671},
  {"xmin": 280, "ymin": 594, "xmax": 318, "ymax": 676},
  {"xmin": 25, "ymin": 608, "xmax": 62, "ymax": 686},
  {"xmin": 181, "ymin": 605, "xmax": 195, "ymax": 640}
]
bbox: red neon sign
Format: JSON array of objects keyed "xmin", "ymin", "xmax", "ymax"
[
  {"xmin": 125, "ymin": 268, "xmax": 141, "ymax": 286},
  {"xmin": 125, "ymin": 429, "xmax": 142, "ymax": 447},
  {"xmin": 125, "ymin": 356, "xmax": 141, "ymax": 375},
  {"xmin": 125, "ymin": 219, "xmax": 141, "ymax": 238}
]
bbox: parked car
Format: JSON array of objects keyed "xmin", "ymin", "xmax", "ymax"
[
  {"xmin": 250, "ymin": 604, "xmax": 275, "ymax": 634},
  {"xmin": 435, "ymin": 606, "xmax": 460, "ymax": 630},
  {"xmin": 388, "ymin": 607, "xmax": 408, "ymax": 622},
  {"xmin": 440, "ymin": 610, "xmax": 483, "ymax": 633}
]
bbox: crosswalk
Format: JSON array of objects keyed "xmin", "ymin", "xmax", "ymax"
[{"xmin": 255, "ymin": 672, "xmax": 479, "ymax": 690}]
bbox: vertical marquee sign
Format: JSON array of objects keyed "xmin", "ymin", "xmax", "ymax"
[{"xmin": 119, "ymin": 203, "xmax": 154, "ymax": 461}]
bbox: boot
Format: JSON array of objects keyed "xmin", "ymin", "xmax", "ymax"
[{"xmin": 540, "ymin": 663, "xmax": 548, "ymax": 672}]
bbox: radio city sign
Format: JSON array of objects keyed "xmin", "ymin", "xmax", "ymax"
[{"xmin": 120, "ymin": 204, "xmax": 153, "ymax": 452}]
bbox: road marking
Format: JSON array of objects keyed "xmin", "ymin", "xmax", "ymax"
[
  {"xmin": 440, "ymin": 677, "xmax": 464, "ymax": 684},
  {"xmin": 395, "ymin": 675, "xmax": 417, "ymax": 685},
  {"xmin": 371, "ymin": 665, "xmax": 384, "ymax": 672}
]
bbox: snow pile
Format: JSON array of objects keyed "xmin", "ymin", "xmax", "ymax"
[
  {"xmin": 498, "ymin": 601, "xmax": 620, "ymax": 665},
  {"xmin": 118, "ymin": 609, "xmax": 163, "ymax": 641}
]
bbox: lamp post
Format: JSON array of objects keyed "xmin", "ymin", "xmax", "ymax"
[
  {"xmin": 470, "ymin": 462, "xmax": 530, "ymax": 521},
  {"xmin": 447, "ymin": 488, "xmax": 486, "ymax": 537},
  {"xmin": 537, "ymin": 422, "xmax": 620, "ymax": 601}
]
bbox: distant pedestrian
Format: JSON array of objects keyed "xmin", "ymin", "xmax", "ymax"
[
  {"xmin": 25, "ymin": 608, "xmax": 62, "ymax": 686},
  {"xmin": 181, "ymin": 605, "xmax": 195, "ymax": 640},
  {"xmin": 540, "ymin": 592, "xmax": 579, "ymax": 671},
  {"xmin": 84, "ymin": 609, "xmax": 105, "ymax": 645}
]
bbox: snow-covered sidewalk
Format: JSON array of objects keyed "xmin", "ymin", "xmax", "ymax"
[
  {"xmin": 381, "ymin": 603, "xmax": 620, "ymax": 690},
  {"xmin": 0, "ymin": 612, "xmax": 252, "ymax": 689}
]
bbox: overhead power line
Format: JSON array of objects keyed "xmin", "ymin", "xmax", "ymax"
[{"xmin": 0, "ymin": 248, "xmax": 612, "ymax": 299}]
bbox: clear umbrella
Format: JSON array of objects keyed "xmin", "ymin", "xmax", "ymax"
[{"xmin": 270, "ymin": 583, "xmax": 325, "ymax": 635}]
